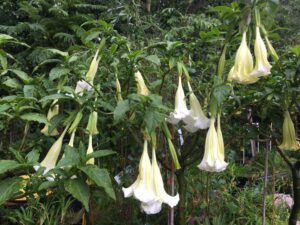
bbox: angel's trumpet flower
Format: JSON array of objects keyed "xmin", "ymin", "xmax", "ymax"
[
  {"xmin": 86, "ymin": 111, "xmax": 99, "ymax": 136},
  {"xmin": 122, "ymin": 140, "xmax": 156, "ymax": 204},
  {"xmin": 168, "ymin": 75, "xmax": 190, "ymax": 124},
  {"xmin": 278, "ymin": 111, "xmax": 300, "ymax": 151},
  {"xmin": 135, "ymin": 71, "xmax": 150, "ymax": 96},
  {"xmin": 216, "ymin": 114, "xmax": 225, "ymax": 161},
  {"xmin": 145, "ymin": 147, "xmax": 179, "ymax": 213},
  {"xmin": 116, "ymin": 77, "xmax": 123, "ymax": 101},
  {"xmin": 34, "ymin": 126, "xmax": 69, "ymax": 175},
  {"xmin": 41, "ymin": 100, "xmax": 59, "ymax": 136},
  {"xmin": 250, "ymin": 27, "xmax": 272, "ymax": 77},
  {"xmin": 198, "ymin": 117, "xmax": 228, "ymax": 172},
  {"xmin": 183, "ymin": 81, "xmax": 210, "ymax": 132},
  {"xmin": 74, "ymin": 80, "xmax": 92, "ymax": 95},
  {"xmin": 86, "ymin": 49, "xmax": 100, "ymax": 84},
  {"xmin": 228, "ymin": 32, "xmax": 259, "ymax": 84},
  {"xmin": 68, "ymin": 130, "xmax": 76, "ymax": 147},
  {"xmin": 86, "ymin": 135, "xmax": 95, "ymax": 165}
]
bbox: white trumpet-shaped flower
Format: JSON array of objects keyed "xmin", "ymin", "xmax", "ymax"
[
  {"xmin": 116, "ymin": 77, "xmax": 123, "ymax": 101},
  {"xmin": 86, "ymin": 135, "xmax": 95, "ymax": 165},
  {"xmin": 74, "ymin": 80, "xmax": 92, "ymax": 95},
  {"xmin": 278, "ymin": 111, "xmax": 300, "ymax": 151},
  {"xmin": 250, "ymin": 27, "xmax": 272, "ymax": 77},
  {"xmin": 122, "ymin": 140, "xmax": 179, "ymax": 214},
  {"xmin": 135, "ymin": 71, "xmax": 150, "ymax": 96},
  {"xmin": 216, "ymin": 114, "xmax": 225, "ymax": 161},
  {"xmin": 34, "ymin": 126, "xmax": 68, "ymax": 175},
  {"xmin": 168, "ymin": 76, "xmax": 190, "ymax": 124},
  {"xmin": 198, "ymin": 117, "xmax": 228, "ymax": 172},
  {"xmin": 68, "ymin": 130, "xmax": 76, "ymax": 147},
  {"xmin": 122, "ymin": 140, "xmax": 156, "ymax": 204},
  {"xmin": 41, "ymin": 100, "xmax": 59, "ymax": 136},
  {"xmin": 228, "ymin": 32, "xmax": 259, "ymax": 84},
  {"xmin": 86, "ymin": 49, "xmax": 100, "ymax": 83},
  {"xmin": 183, "ymin": 81, "xmax": 210, "ymax": 132},
  {"xmin": 149, "ymin": 147, "xmax": 179, "ymax": 209}
]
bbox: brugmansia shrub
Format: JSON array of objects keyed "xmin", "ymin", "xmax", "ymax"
[{"xmin": 0, "ymin": 0, "xmax": 298, "ymax": 224}]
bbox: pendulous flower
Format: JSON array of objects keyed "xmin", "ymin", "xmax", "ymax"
[
  {"xmin": 135, "ymin": 71, "xmax": 150, "ymax": 96},
  {"xmin": 122, "ymin": 140, "xmax": 156, "ymax": 204},
  {"xmin": 168, "ymin": 75, "xmax": 190, "ymax": 124},
  {"xmin": 278, "ymin": 111, "xmax": 300, "ymax": 151},
  {"xmin": 86, "ymin": 135, "xmax": 95, "ymax": 165},
  {"xmin": 86, "ymin": 49, "xmax": 100, "ymax": 84},
  {"xmin": 228, "ymin": 32, "xmax": 259, "ymax": 84},
  {"xmin": 250, "ymin": 27, "xmax": 272, "ymax": 77},
  {"xmin": 216, "ymin": 114, "xmax": 225, "ymax": 161},
  {"xmin": 183, "ymin": 81, "xmax": 210, "ymax": 132},
  {"xmin": 198, "ymin": 117, "xmax": 228, "ymax": 172},
  {"xmin": 41, "ymin": 100, "xmax": 59, "ymax": 136},
  {"xmin": 116, "ymin": 77, "xmax": 123, "ymax": 101},
  {"xmin": 146, "ymin": 146, "xmax": 180, "ymax": 213},
  {"xmin": 74, "ymin": 80, "xmax": 92, "ymax": 95},
  {"xmin": 34, "ymin": 126, "xmax": 69, "ymax": 175}
]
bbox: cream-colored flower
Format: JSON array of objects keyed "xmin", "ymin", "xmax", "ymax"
[
  {"xmin": 41, "ymin": 100, "xmax": 59, "ymax": 136},
  {"xmin": 135, "ymin": 71, "xmax": 150, "ymax": 96},
  {"xmin": 116, "ymin": 77, "xmax": 123, "ymax": 101},
  {"xmin": 68, "ymin": 130, "xmax": 76, "ymax": 147},
  {"xmin": 198, "ymin": 117, "xmax": 228, "ymax": 172},
  {"xmin": 86, "ymin": 135, "xmax": 95, "ymax": 165},
  {"xmin": 168, "ymin": 76, "xmax": 190, "ymax": 124},
  {"xmin": 183, "ymin": 81, "xmax": 210, "ymax": 132},
  {"xmin": 150, "ymin": 147, "xmax": 180, "ymax": 209},
  {"xmin": 86, "ymin": 49, "xmax": 100, "ymax": 83},
  {"xmin": 74, "ymin": 80, "xmax": 92, "ymax": 95},
  {"xmin": 250, "ymin": 27, "xmax": 272, "ymax": 77},
  {"xmin": 86, "ymin": 111, "xmax": 99, "ymax": 135},
  {"xmin": 278, "ymin": 111, "xmax": 300, "ymax": 151},
  {"xmin": 228, "ymin": 32, "xmax": 259, "ymax": 84},
  {"xmin": 216, "ymin": 114, "xmax": 225, "ymax": 160},
  {"xmin": 122, "ymin": 140, "xmax": 156, "ymax": 204},
  {"xmin": 34, "ymin": 126, "xmax": 68, "ymax": 175}
]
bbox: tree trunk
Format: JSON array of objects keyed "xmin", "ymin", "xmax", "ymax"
[
  {"xmin": 289, "ymin": 161, "xmax": 300, "ymax": 225},
  {"xmin": 176, "ymin": 169, "xmax": 186, "ymax": 225}
]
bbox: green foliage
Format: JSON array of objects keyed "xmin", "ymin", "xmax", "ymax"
[{"xmin": 0, "ymin": 0, "xmax": 298, "ymax": 224}]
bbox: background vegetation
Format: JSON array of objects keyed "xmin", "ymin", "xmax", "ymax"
[{"xmin": 0, "ymin": 0, "xmax": 299, "ymax": 225}]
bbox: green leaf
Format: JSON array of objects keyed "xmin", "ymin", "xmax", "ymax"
[
  {"xmin": 26, "ymin": 150, "xmax": 40, "ymax": 164},
  {"xmin": 144, "ymin": 110, "xmax": 162, "ymax": 132},
  {"xmin": 0, "ymin": 50, "xmax": 7, "ymax": 70},
  {"xmin": 20, "ymin": 113, "xmax": 49, "ymax": 124},
  {"xmin": 64, "ymin": 178, "xmax": 90, "ymax": 211},
  {"xmin": 49, "ymin": 67, "xmax": 70, "ymax": 81},
  {"xmin": 144, "ymin": 55, "xmax": 161, "ymax": 66},
  {"xmin": 0, "ymin": 177, "xmax": 24, "ymax": 205},
  {"xmin": 57, "ymin": 146, "xmax": 80, "ymax": 168},
  {"xmin": 292, "ymin": 44, "xmax": 300, "ymax": 56},
  {"xmin": 3, "ymin": 78, "xmax": 21, "ymax": 89},
  {"xmin": 47, "ymin": 48, "xmax": 69, "ymax": 58},
  {"xmin": 38, "ymin": 181, "xmax": 57, "ymax": 191},
  {"xmin": 79, "ymin": 165, "xmax": 115, "ymax": 200},
  {"xmin": 39, "ymin": 93, "xmax": 70, "ymax": 102},
  {"xmin": 23, "ymin": 85, "xmax": 36, "ymax": 97},
  {"xmin": 0, "ymin": 160, "xmax": 21, "ymax": 175},
  {"xmin": 0, "ymin": 34, "xmax": 14, "ymax": 44},
  {"xmin": 113, "ymin": 99, "xmax": 129, "ymax": 122},
  {"xmin": 9, "ymin": 69, "xmax": 32, "ymax": 83},
  {"xmin": 0, "ymin": 103, "xmax": 10, "ymax": 113},
  {"xmin": 86, "ymin": 150, "xmax": 116, "ymax": 161}
]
